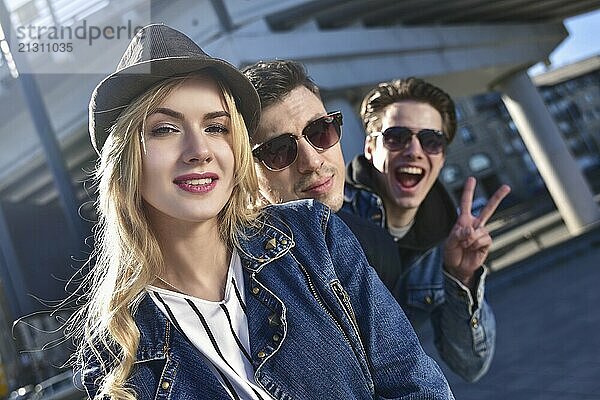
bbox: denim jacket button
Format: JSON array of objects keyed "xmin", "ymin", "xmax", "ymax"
[
  {"xmin": 280, "ymin": 239, "xmax": 288, "ymax": 245},
  {"xmin": 273, "ymin": 334, "xmax": 280, "ymax": 342},
  {"xmin": 161, "ymin": 381, "xmax": 170, "ymax": 390},
  {"xmin": 257, "ymin": 351, "xmax": 266, "ymax": 358},
  {"xmin": 424, "ymin": 295, "xmax": 433, "ymax": 305},
  {"xmin": 264, "ymin": 238, "xmax": 277, "ymax": 250},
  {"xmin": 252, "ymin": 287, "xmax": 260, "ymax": 295},
  {"xmin": 471, "ymin": 317, "xmax": 479, "ymax": 328},
  {"xmin": 268, "ymin": 313, "xmax": 281, "ymax": 326}
]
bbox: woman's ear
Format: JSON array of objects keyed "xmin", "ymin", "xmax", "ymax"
[{"xmin": 364, "ymin": 135, "xmax": 375, "ymax": 161}]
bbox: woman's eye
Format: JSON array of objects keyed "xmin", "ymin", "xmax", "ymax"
[
  {"xmin": 150, "ymin": 125, "xmax": 179, "ymax": 136},
  {"xmin": 206, "ymin": 124, "xmax": 229, "ymax": 135}
]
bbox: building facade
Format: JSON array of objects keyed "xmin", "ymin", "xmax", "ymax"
[{"xmin": 441, "ymin": 55, "xmax": 600, "ymax": 212}]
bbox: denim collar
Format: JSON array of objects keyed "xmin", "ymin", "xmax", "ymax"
[
  {"xmin": 236, "ymin": 207, "xmax": 295, "ymax": 273},
  {"xmin": 134, "ymin": 294, "xmax": 171, "ymax": 363}
]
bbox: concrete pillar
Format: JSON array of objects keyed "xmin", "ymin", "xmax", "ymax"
[
  {"xmin": 497, "ymin": 70, "xmax": 600, "ymax": 235},
  {"xmin": 323, "ymin": 96, "xmax": 365, "ymax": 162}
]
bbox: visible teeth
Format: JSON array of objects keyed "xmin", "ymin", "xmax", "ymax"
[
  {"xmin": 184, "ymin": 178, "xmax": 213, "ymax": 185},
  {"xmin": 397, "ymin": 166, "xmax": 423, "ymax": 175}
]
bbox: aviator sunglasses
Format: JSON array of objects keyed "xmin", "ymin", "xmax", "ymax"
[
  {"xmin": 252, "ymin": 111, "xmax": 343, "ymax": 171},
  {"xmin": 371, "ymin": 126, "xmax": 448, "ymax": 154}
]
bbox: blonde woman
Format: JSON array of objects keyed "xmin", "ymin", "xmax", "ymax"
[{"xmin": 70, "ymin": 24, "xmax": 454, "ymax": 399}]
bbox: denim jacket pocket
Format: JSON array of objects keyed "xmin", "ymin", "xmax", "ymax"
[{"xmin": 407, "ymin": 286, "xmax": 445, "ymax": 312}]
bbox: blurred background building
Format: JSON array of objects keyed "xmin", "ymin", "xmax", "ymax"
[
  {"xmin": 0, "ymin": 0, "xmax": 598, "ymax": 395},
  {"xmin": 442, "ymin": 56, "xmax": 600, "ymax": 214}
]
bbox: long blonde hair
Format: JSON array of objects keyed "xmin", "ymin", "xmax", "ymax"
[{"xmin": 68, "ymin": 71, "xmax": 260, "ymax": 399}]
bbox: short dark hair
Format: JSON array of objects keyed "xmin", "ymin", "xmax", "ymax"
[
  {"xmin": 360, "ymin": 77, "xmax": 457, "ymax": 143},
  {"xmin": 242, "ymin": 59, "xmax": 320, "ymax": 110}
]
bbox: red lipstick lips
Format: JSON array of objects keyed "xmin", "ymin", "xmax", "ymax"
[{"xmin": 173, "ymin": 172, "xmax": 218, "ymax": 194}]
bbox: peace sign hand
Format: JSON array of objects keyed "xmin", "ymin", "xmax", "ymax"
[{"xmin": 443, "ymin": 177, "xmax": 511, "ymax": 289}]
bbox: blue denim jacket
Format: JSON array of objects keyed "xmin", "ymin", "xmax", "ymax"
[
  {"xmin": 82, "ymin": 200, "xmax": 454, "ymax": 399},
  {"xmin": 343, "ymin": 156, "xmax": 495, "ymax": 382}
]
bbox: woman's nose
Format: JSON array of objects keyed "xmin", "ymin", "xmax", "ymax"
[{"xmin": 181, "ymin": 132, "xmax": 213, "ymax": 164}]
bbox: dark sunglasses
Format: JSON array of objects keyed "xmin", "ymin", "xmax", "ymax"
[
  {"xmin": 371, "ymin": 126, "xmax": 448, "ymax": 154},
  {"xmin": 252, "ymin": 111, "xmax": 343, "ymax": 171}
]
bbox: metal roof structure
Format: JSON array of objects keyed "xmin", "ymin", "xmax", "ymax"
[
  {"xmin": 0, "ymin": 0, "xmax": 598, "ymax": 206},
  {"xmin": 533, "ymin": 55, "xmax": 600, "ymax": 86},
  {"xmin": 263, "ymin": 0, "xmax": 599, "ymax": 30}
]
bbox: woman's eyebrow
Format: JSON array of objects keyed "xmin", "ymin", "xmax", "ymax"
[
  {"xmin": 149, "ymin": 109, "xmax": 230, "ymax": 121},
  {"xmin": 151, "ymin": 107, "xmax": 184, "ymax": 120},
  {"xmin": 204, "ymin": 110, "xmax": 230, "ymax": 121}
]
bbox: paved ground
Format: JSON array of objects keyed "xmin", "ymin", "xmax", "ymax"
[{"xmin": 419, "ymin": 225, "xmax": 600, "ymax": 399}]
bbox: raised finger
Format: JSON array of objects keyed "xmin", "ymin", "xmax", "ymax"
[
  {"xmin": 460, "ymin": 176, "xmax": 476, "ymax": 217},
  {"xmin": 477, "ymin": 185, "xmax": 511, "ymax": 227}
]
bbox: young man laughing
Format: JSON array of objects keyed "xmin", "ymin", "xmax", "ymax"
[{"xmin": 345, "ymin": 77, "xmax": 510, "ymax": 382}]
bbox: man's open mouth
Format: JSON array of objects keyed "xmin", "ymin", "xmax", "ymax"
[{"xmin": 394, "ymin": 166, "xmax": 424, "ymax": 189}]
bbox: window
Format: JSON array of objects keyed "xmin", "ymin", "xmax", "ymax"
[
  {"xmin": 468, "ymin": 154, "xmax": 492, "ymax": 172},
  {"xmin": 522, "ymin": 153, "xmax": 538, "ymax": 172},
  {"xmin": 460, "ymin": 126, "xmax": 476, "ymax": 144},
  {"xmin": 566, "ymin": 80, "xmax": 579, "ymax": 92},
  {"xmin": 455, "ymin": 104, "xmax": 463, "ymax": 121},
  {"xmin": 511, "ymin": 138, "xmax": 525, "ymax": 152},
  {"xmin": 557, "ymin": 120, "xmax": 572, "ymax": 133},
  {"xmin": 542, "ymin": 89, "xmax": 552, "ymax": 101},
  {"xmin": 584, "ymin": 92, "xmax": 595, "ymax": 103},
  {"xmin": 584, "ymin": 110, "xmax": 595, "ymax": 122},
  {"xmin": 566, "ymin": 102, "xmax": 581, "ymax": 121},
  {"xmin": 441, "ymin": 165, "xmax": 461, "ymax": 184}
]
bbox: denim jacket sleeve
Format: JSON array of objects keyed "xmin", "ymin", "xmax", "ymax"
[
  {"xmin": 323, "ymin": 209, "xmax": 455, "ymax": 399},
  {"xmin": 431, "ymin": 266, "xmax": 496, "ymax": 382}
]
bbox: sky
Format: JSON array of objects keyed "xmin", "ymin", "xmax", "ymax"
[{"xmin": 529, "ymin": 8, "xmax": 600, "ymax": 76}]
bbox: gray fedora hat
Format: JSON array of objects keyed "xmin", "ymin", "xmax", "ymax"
[{"xmin": 89, "ymin": 23, "xmax": 260, "ymax": 154}]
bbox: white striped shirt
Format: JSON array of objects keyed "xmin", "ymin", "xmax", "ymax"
[{"xmin": 147, "ymin": 251, "xmax": 273, "ymax": 400}]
